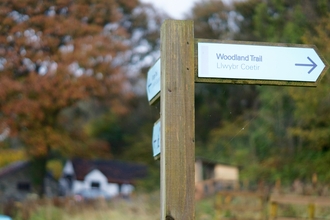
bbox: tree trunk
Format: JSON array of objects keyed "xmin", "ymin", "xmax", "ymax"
[{"xmin": 30, "ymin": 156, "xmax": 48, "ymax": 197}]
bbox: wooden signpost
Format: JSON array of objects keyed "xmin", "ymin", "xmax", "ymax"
[
  {"xmin": 147, "ymin": 19, "xmax": 328, "ymax": 220},
  {"xmin": 160, "ymin": 20, "xmax": 195, "ymax": 220}
]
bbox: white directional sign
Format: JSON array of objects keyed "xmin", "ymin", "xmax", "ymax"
[
  {"xmin": 152, "ymin": 119, "xmax": 161, "ymax": 158},
  {"xmin": 197, "ymin": 40, "xmax": 328, "ymax": 86},
  {"xmin": 146, "ymin": 58, "xmax": 161, "ymax": 104}
]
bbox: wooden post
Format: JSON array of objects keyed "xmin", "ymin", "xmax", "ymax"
[
  {"xmin": 269, "ymin": 201, "xmax": 278, "ymax": 220},
  {"xmin": 160, "ymin": 20, "xmax": 195, "ymax": 219},
  {"xmin": 214, "ymin": 193, "xmax": 223, "ymax": 220},
  {"xmin": 308, "ymin": 203, "xmax": 315, "ymax": 220}
]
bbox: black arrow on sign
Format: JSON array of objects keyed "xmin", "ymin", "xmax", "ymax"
[{"xmin": 295, "ymin": 56, "xmax": 317, "ymax": 74}]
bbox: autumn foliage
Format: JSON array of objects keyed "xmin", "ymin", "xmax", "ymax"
[
  {"xmin": 0, "ymin": 0, "xmax": 143, "ymax": 159},
  {"xmin": 0, "ymin": 2, "xmax": 162, "ymax": 192}
]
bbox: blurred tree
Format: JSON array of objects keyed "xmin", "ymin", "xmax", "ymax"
[
  {"xmin": 285, "ymin": 13, "xmax": 330, "ymax": 181},
  {"xmin": 0, "ymin": 0, "xmax": 162, "ymax": 195},
  {"xmin": 233, "ymin": 0, "xmax": 330, "ymax": 182},
  {"xmin": 189, "ymin": 0, "xmax": 330, "ymax": 184},
  {"xmin": 234, "ymin": 0, "xmax": 330, "ymax": 42},
  {"xmin": 0, "ymin": 149, "xmax": 26, "ymax": 167},
  {"xmin": 81, "ymin": 2, "xmax": 164, "ymax": 191},
  {"xmin": 190, "ymin": 0, "xmax": 239, "ymax": 39}
]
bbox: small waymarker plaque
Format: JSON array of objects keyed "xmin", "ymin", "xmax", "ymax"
[
  {"xmin": 146, "ymin": 58, "xmax": 161, "ymax": 104},
  {"xmin": 152, "ymin": 119, "xmax": 161, "ymax": 158},
  {"xmin": 196, "ymin": 40, "xmax": 328, "ymax": 86}
]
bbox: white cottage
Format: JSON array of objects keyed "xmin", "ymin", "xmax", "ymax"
[{"xmin": 59, "ymin": 159, "xmax": 147, "ymax": 198}]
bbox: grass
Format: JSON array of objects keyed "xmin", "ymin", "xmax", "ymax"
[
  {"xmin": 195, "ymin": 197, "xmax": 216, "ymax": 220},
  {"xmin": 6, "ymin": 192, "xmax": 213, "ymax": 220},
  {"xmin": 4, "ymin": 191, "xmax": 330, "ymax": 220},
  {"xmin": 59, "ymin": 195, "xmax": 160, "ymax": 220},
  {"xmin": 8, "ymin": 193, "xmax": 160, "ymax": 220}
]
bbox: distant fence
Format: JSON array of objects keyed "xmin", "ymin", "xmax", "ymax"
[
  {"xmin": 196, "ymin": 177, "xmax": 330, "ymax": 219},
  {"xmin": 214, "ymin": 190, "xmax": 267, "ymax": 220},
  {"xmin": 195, "ymin": 179, "xmax": 238, "ymax": 200},
  {"xmin": 269, "ymin": 194, "xmax": 330, "ymax": 220},
  {"xmin": 196, "ymin": 176, "xmax": 330, "ymax": 200},
  {"xmin": 213, "ymin": 192, "xmax": 330, "ymax": 220}
]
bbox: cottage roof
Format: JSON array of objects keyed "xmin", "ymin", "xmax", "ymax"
[
  {"xmin": 195, "ymin": 157, "xmax": 240, "ymax": 168},
  {"xmin": 71, "ymin": 158, "xmax": 147, "ymax": 184},
  {"xmin": 0, "ymin": 161, "xmax": 29, "ymax": 179}
]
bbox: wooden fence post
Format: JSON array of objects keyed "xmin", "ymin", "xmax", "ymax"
[
  {"xmin": 269, "ymin": 201, "xmax": 277, "ymax": 220},
  {"xmin": 214, "ymin": 193, "xmax": 222, "ymax": 220},
  {"xmin": 308, "ymin": 203, "xmax": 315, "ymax": 220}
]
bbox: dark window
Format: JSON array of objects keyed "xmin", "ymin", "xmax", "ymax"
[
  {"xmin": 64, "ymin": 174, "xmax": 73, "ymax": 189},
  {"xmin": 202, "ymin": 163, "xmax": 215, "ymax": 180},
  {"xmin": 0, "ymin": 184, "xmax": 5, "ymax": 191},
  {"xmin": 91, "ymin": 181, "xmax": 100, "ymax": 188},
  {"xmin": 17, "ymin": 182, "xmax": 31, "ymax": 192}
]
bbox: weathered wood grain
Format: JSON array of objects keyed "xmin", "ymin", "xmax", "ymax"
[{"xmin": 160, "ymin": 20, "xmax": 195, "ymax": 220}]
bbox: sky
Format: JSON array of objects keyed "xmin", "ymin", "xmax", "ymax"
[
  {"xmin": 140, "ymin": 0, "xmax": 234, "ymax": 19},
  {"xmin": 140, "ymin": 0, "xmax": 200, "ymax": 19}
]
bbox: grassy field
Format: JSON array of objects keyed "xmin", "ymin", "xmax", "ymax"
[
  {"xmin": 11, "ymin": 194, "xmax": 160, "ymax": 220},
  {"xmin": 2, "ymin": 192, "xmax": 218, "ymax": 220},
  {"xmin": 5, "ymin": 192, "xmax": 330, "ymax": 220}
]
